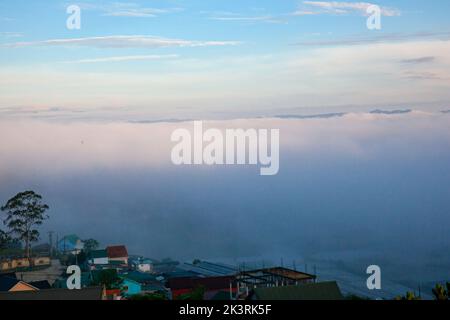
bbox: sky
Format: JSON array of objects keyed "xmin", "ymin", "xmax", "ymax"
[{"xmin": 1, "ymin": 0, "xmax": 450, "ymax": 119}]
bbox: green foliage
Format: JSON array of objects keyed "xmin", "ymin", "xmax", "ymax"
[
  {"xmin": 432, "ymin": 283, "xmax": 449, "ymax": 301},
  {"xmin": 176, "ymin": 285, "xmax": 205, "ymax": 300},
  {"xmin": 395, "ymin": 291, "xmax": 421, "ymax": 300},
  {"xmin": 0, "ymin": 229, "xmax": 11, "ymax": 250},
  {"xmin": 1, "ymin": 191, "xmax": 49, "ymax": 259},
  {"xmin": 92, "ymin": 269, "xmax": 123, "ymax": 290}
]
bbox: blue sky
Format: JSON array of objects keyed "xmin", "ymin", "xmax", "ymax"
[{"xmin": 1, "ymin": 0, "xmax": 450, "ymax": 118}]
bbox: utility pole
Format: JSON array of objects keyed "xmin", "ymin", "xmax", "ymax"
[
  {"xmin": 48, "ymin": 231, "xmax": 54, "ymax": 257},
  {"xmin": 56, "ymin": 234, "xmax": 59, "ymax": 255}
]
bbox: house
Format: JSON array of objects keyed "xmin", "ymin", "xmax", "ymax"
[
  {"xmin": 33, "ymin": 256, "xmax": 51, "ymax": 267},
  {"xmin": 4, "ymin": 258, "xmax": 30, "ymax": 270},
  {"xmin": 0, "ymin": 256, "xmax": 51, "ymax": 272},
  {"xmin": 106, "ymin": 245, "xmax": 128, "ymax": 265},
  {"xmin": 121, "ymin": 277, "xmax": 142, "ymax": 297},
  {"xmin": 0, "ymin": 275, "xmax": 38, "ymax": 292},
  {"xmin": 88, "ymin": 249, "xmax": 109, "ymax": 265},
  {"xmin": 129, "ymin": 256, "xmax": 157, "ymax": 273},
  {"xmin": 0, "ymin": 259, "xmax": 24, "ymax": 272},
  {"xmin": 167, "ymin": 276, "xmax": 237, "ymax": 300},
  {"xmin": 105, "ymin": 288, "xmax": 122, "ymax": 300},
  {"xmin": 0, "ymin": 286, "xmax": 105, "ymax": 300},
  {"xmin": 248, "ymin": 281, "xmax": 344, "ymax": 300},
  {"xmin": 29, "ymin": 280, "xmax": 52, "ymax": 290},
  {"xmin": 120, "ymin": 271, "xmax": 167, "ymax": 297},
  {"xmin": 57, "ymin": 234, "xmax": 84, "ymax": 254}
]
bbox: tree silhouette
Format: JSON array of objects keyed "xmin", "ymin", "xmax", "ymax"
[
  {"xmin": 1, "ymin": 191, "xmax": 49, "ymax": 262},
  {"xmin": 0, "ymin": 229, "xmax": 11, "ymax": 250},
  {"xmin": 432, "ymin": 283, "xmax": 449, "ymax": 301}
]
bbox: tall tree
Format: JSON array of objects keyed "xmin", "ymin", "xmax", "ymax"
[
  {"xmin": 1, "ymin": 191, "xmax": 49, "ymax": 261},
  {"xmin": 0, "ymin": 229, "xmax": 11, "ymax": 250}
]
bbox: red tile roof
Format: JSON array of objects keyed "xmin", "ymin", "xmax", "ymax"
[{"xmin": 106, "ymin": 245, "xmax": 128, "ymax": 258}]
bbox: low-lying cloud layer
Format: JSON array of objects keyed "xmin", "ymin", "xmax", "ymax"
[{"xmin": 1, "ymin": 112, "xmax": 449, "ymax": 281}]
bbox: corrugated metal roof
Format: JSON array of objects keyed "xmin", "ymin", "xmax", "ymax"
[
  {"xmin": 252, "ymin": 281, "xmax": 343, "ymax": 300},
  {"xmin": 179, "ymin": 261, "xmax": 237, "ymax": 276}
]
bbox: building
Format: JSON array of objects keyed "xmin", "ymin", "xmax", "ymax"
[
  {"xmin": 151, "ymin": 259, "xmax": 179, "ymax": 274},
  {"xmin": 129, "ymin": 256, "xmax": 157, "ymax": 273},
  {"xmin": 167, "ymin": 276, "xmax": 237, "ymax": 300},
  {"xmin": 120, "ymin": 271, "xmax": 167, "ymax": 297},
  {"xmin": 105, "ymin": 288, "xmax": 122, "ymax": 300},
  {"xmin": 0, "ymin": 256, "xmax": 51, "ymax": 272},
  {"xmin": 28, "ymin": 280, "xmax": 52, "ymax": 290},
  {"xmin": 33, "ymin": 256, "xmax": 51, "ymax": 267},
  {"xmin": 0, "ymin": 274, "xmax": 38, "ymax": 292},
  {"xmin": 88, "ymin": 249, "xmax": 109, "ymax": 266},
  {"xmin": 247, "ymin": 281, "xmax": 343, "ymax": 300},
  {"xmin": 121, "ymin": 277, "xmax": 142, "ymax": 296},
  {"xmin": 179, "ymin": 260, "xmax": 238, "ymax": 277},
  {"xmin": 57, "ymin": 234, "xmax": 84, "ymax": 255},
  {"xmin": 1, "ymin": 258, "xmax": 28, "ymax": 271},
  {"xmin": 0, "ymin": 286, "xmax": 105, "ymax": 300},
  {"xmin": 237, "ymin": 267, "xmax": 316, "ymax": 293},
  {"xmin": 106, "ymin": 245, "xmax": 128, "ymax": 265}
]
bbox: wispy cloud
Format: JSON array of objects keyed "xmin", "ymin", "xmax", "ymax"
[
  {"xmin": 400, "ymin": 56, "xmax": 436, "ymax": 64},
  {"xmin": 72, "ymin": 2, "xmax": 183, "ymax": 18},
  {"xmin": 4, "ymin": 35, "xmax": 241, "ymax": 49},
  {"xmin": 293, "ymin": 1, "xmax": 401, "ymax": 17},
  {"xmin": 208, "ymin": 12, "xmax": 286, "ymax": 24},
  {"xmin": 403, "ymin": 71, "xmax": 444, "ymax": 81},
  {"xmin": 63, "ymin": 54, "xmax": 179, "ymax": 64},
  {"xmin": 295, "ymin": 32, "xmax": 450, "ymax": 46},
  {"xmin": 0, "ymin": 32, "xmax": 24, "ymax": 38},
  {"xmin": 292, "ymin": 11, "xmax": 321, "ymax": 16}
]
